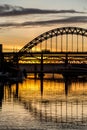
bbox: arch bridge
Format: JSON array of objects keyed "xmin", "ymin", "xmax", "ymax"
[
  {"xmin": 3, "ymin": 27, "xmax": 87, "ymax": 76},
  {"xmin": 17, "ymin": 27, "xmax": 87, "ymax": 76},
  {"xmin": 19, "ymin": 27, "xmax": 87, "ymax": 64}
]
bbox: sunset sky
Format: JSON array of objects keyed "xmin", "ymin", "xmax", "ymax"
[{"xmin": 0, "ymin": 0, "xmax": 87, "ymax": 51}]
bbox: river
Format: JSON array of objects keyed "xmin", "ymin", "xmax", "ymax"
[{"xmin": 0, "ymin": 76, "xmax": 87, "ymax": 130}]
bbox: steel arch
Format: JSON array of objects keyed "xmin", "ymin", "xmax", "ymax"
[{"xmin": 19, "ymin": 27, "xmax": 87, "ymax": 53}]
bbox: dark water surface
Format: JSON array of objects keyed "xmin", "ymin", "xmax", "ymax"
[{"xmin": 0, "ymin": 77, "xmax": 87, "ymax": 130}]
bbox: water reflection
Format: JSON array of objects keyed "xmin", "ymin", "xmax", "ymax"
[
  {"xmin": 0, "ymin": 83, "xmax": 4, "ymax": 108},
  {"xmin": 15, "ymin": 83, "xmax": 19, "ymax": 98},
  {"xmin": 0, "ymin": 77, "xmax": 87, "ymax": 129},
  {"xmin": 40, "ymin": 76, "xmax": 72, "ymax": 97},
  {"xmin": 40, "ymin": 76, "xmax": 43, "ymax": 97}
]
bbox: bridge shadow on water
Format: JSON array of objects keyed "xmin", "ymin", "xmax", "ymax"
[{"xmin": 1, "ymin": 75, "xmax": 87, "ymax": 129}]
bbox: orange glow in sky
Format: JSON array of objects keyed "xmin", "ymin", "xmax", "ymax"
[{"xmin": 0, "ymin": 1, "xmax": 87, "ymax": 52}]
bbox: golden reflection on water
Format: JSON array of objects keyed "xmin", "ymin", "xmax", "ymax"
[
  {"xmin": 4, "ymin": 79, "xmax": 87, "ymax": 101},
  {"xmin": 2, "ymin": 78, "xmax": 87, "ymax": 124},
  {"xmin": 9, "ymin": 79, "xmax": 65, "ymax": 101}
]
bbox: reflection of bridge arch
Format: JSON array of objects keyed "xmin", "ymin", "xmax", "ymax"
[
  {"xmin": 16, "ymin": 95, "xmax": 87, "ymax": 125},
  {"xmin": 19, "ymin": 27, "xmax": 87, "ymax": 53},
  {"xmin": 3, "ymin": 80, "xmax": 87, "ymax": 127},
  {"xmin": 13, "ymin": 80, "xmax": 87, "ymax": 124}
]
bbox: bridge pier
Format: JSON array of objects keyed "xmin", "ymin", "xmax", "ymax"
[
  {"xmin": 13, "ymin": 53, "xmax": 19, "ymax": 68},
  {"xmin": 34, "ymin": 65, "xmax": 37, "ymax": 79},
  {"xmin": 65, "ymin": 53, "xmax": 68, "ymax": 66},
  {"xmin": 41, "ymin": 53, "xmax": 43, "ymax": 73},
  {"xmin": 52, "ymin": 73, "xmax": 55, "ymax": 79},
  {"xmin": 34, "ymin": 53, "xmax": 44, "ymax": 79},
  {"xmin": 38, "ymin": 53, "xmax": 44, "ymax": 78},
  {"xmin": 34, "ymin": 72, "xmax": 37, "ymax": 79}
]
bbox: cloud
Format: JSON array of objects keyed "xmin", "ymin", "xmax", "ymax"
[
  {"xmin": 0, "ymin": 16, "xmax": 87, "ymax": 28},
  {"xmin": 0, "ymin": 4, "xmax": 85, "ymax": 16}
]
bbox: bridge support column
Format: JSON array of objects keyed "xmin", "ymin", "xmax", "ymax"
[
  {"xmin": 52, "ymin": 73, "xmax": 54, "ymax": 79},
  {"xmin": 65, "ymin": 53, "xmax": 68, "ymax": 66},
  {"xmin": 34, "ymin": 65, "xmax": 37, "ymax": 79},
  {"xmin": 40, "ymin": 53, "xmax": 44, "ymax": 96},
  {"xmin": 38, "ymin": 53, "xmax": 44, "ymax": 77},
  {"xmin": 34, "ymin": 73, "xmax": 37, "ymax": 79},
  {"xmin": 41, "ymin": 53, "xmax": 43, "ymax": 73},
  {"xmin": 13, "ymin": 53, "xmax": 19, "ymax": 68},
  {"xmin": 38, "ymin": 53, "xmax": 44, "ymax": 79}
]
